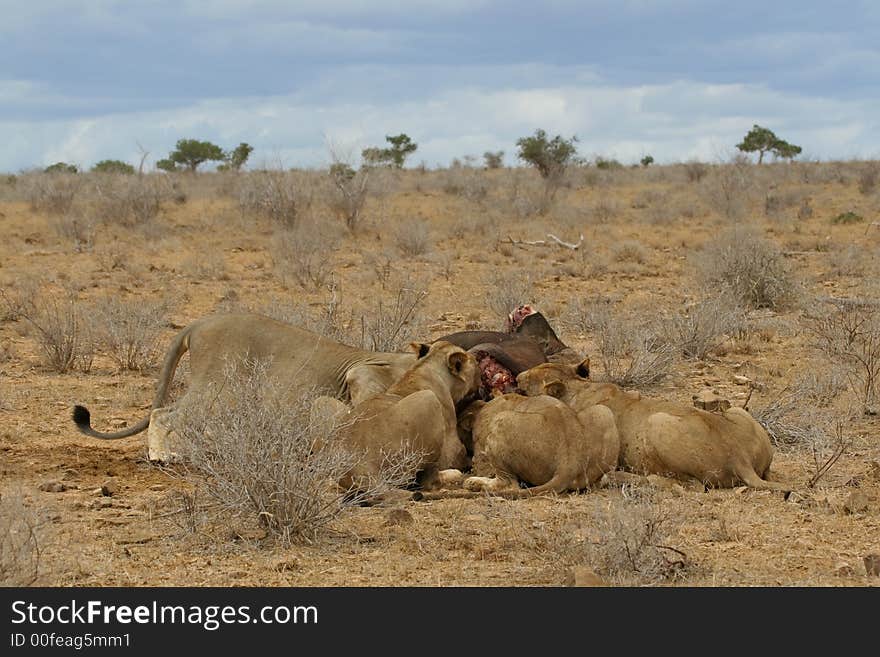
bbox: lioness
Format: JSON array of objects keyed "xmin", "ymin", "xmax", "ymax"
[
  {"xmin": 517, "ymin": 361, "xmax": 790, "ymax": 492},
  {"xmin": 459, "ymin": 393, "xmax": 619, "ymax": 495},
  {"xmin": 73, "ymin": 313, "xmax": 417, "ymax": 460},
  {"xmin": 311, "ymin": 341, "xmax": 480, "ymax": 494}
]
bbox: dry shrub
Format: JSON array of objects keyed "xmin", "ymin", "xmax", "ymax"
[
  {"xmin": 22, "ymin": 172, "xmax": 82, "ymax": 215},
  {"xmin": 660, "ymin": 295, "xmax": 747, "ymax": 360},
  {"xmin": 2, "ymin": 287, "xmax": 94, "ymax": 373},
  {"xmin": 0, "ymin": 489, "xmax": 43, "ymax": 586},
  {"xmin": 168, "ymin": 358, "xmax": 419, "ymax": 544},
  {"xmin": 91, "ymin": 297, "xmax": 169, "ymax": 371},
  {"xmin": 441, "ymin": 166, "xmax": 490, "ymax": 202},
  {"xmin": 827, "ymin": 244, "xmax": 870, "ymax": 278},
  {"xmin": 91, "ymin": 174, "xmax": 170, "ymax": 227},
  {"xmin": 590, "ymin": 196, "xmax": 620, "ymax": 223},
  {"xmin": 700, "ymin": 159, "xmax": 754, "ymax": 221},
  {"xmin": 534, "ymin": 487, "xmax": 689, "ymax": 585},
  {"xmin": 806, "ymin": 297, "xmax": 880, "ymax": 411},
  {"xmin": 358, "ymin": 281, "xmax": 428, "ymax": 352},
  {"xmin": 569, "ymin": 297, "xmax": 678, "ymax": 388},
  {"xmin": 858, "ymin": 162, "xmax": 880, "ymax": 195},
  {"xmin": 239, "ymin": 170, "xmax": 315, "ymax": 228},
  {"xmin": 611, "ymin": 239, "xmax": 648, "ymax": 264},
  {"xmin": 684, "ymin": 160, "xmax": 709, "ymax": 183},
  {"xmin": 394, "ymin": 218, "xmax": 431, "ymax": 258},
  {"xmin": 694, "ymin": 226, "xmax": 796, "ymax": 310},
  {"xmin": 588, "ymin": 486, "xmax": 689, "ymax": 584},
  {"xmin": 328, "ymin": 164, "xmax": 371, "ymax": 231},
  {"xmin": 49, "ymin": 208, "xmax": 96, "ymax": 252},
  {"xmin": 565, "ymin": 297, "xmax": 679, "ymax": 388},
  {"xmin": 485, "ymin": 273, "xmax": 533, "ymax": 324},
  {"xmin": 271, "ymin": 221, "xmax": 340, "ymax": 289}
]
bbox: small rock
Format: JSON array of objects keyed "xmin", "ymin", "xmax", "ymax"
[
  {"xmin": 834, "ymin": 561, "xmax": 855, "ymax": 577},
  {"xmin": 101, "ymin": 479, "xmax": 118, "ymax": 497},
  {"xmin": 61, "ymin": 468, "xmax": 79, "ymax": 480},
  {"xmin": 733, "ymin": 375, "xmax": 752, "ymax": 385},
  {"xmin": 566, "ymin": 566, "xmax": 606, "ymax": 587},
  {"xmin": 89, "ymin": 498, "xmax": 113, "ymax": 510},
  {"xmin": 148, "ymin": 484, "xmax": 165, "ymax": 492},
  {"xmin": 785, "ymin": 491, "xmax": 806, "ymax": 505},
  {"xmin": 38, "ymin": 481, "xmax": 67, "ymax": 493},
  {"xmin": 843, "ymin": 491, "xmax": 869, "ymax": 514},
  {"xmin": 692, "ymin": 390, "xmax": 731, "ymax": 412},
  {"xmin": 864, "ymin": 554, "xmax": 880, "ymax": 577},
  {"xmin": 385, "ymin": 508, "xmax": 414, "ymax": 526}
]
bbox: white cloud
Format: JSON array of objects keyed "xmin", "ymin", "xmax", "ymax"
[{"xmin": 1, "ymin": 76, "xmax": 878, "ymax": 172}]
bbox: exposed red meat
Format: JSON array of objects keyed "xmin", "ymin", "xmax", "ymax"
[
  {"xmin": 506, "ymin": 304, "xmax": 536, "ymax": 333},
  {"xmin": 474, "ymin": 351, "xmax": 516, "ymax": 398}
]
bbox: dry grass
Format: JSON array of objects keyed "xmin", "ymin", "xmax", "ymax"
[
  {"xmin": 357, "ymin": 281, "xmax": 428, "ymax": 352},
  {"xmin": 0, "ymin": 488, "xmax": 43, "ymax": 586},
  {"xmin": 485, "ymin": 273, "xmax": 533, "ymax": 324},
  {"xmin": 660, "ymin": 295, "xmax": 747, "ymax": 360},
  {"xmin": 239, "ymin": 170, "xmax": 316, "ymax": 228}
]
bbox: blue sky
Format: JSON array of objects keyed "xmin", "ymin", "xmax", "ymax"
[{"xmin": 1, "ymin": 0, "xmax": 878, "ymax": 171}]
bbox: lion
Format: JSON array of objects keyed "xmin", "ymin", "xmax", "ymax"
[
  {"xmin": 455, "ymin": 393, "xmax": 619, "ymax": 496},
  {"xmin": 516, "ymin": 360, "xmax": 791, "ymax": 493},
  {"xmin": 310, "ymin": 341, "xmax": 480, "ymax": 495},
  {"xmin": 73, "ymin": 313, "xmax": 417, "ymax": 461}
]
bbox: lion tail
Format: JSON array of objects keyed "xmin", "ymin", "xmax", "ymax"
[{"xmin": 72, "ymin": 321, "xmax": 194, "ymax": 440}]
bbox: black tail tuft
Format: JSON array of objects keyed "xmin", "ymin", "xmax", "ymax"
[{"xmin": 72, "ymin": 405, "xmax": 91, "ymax": 428}]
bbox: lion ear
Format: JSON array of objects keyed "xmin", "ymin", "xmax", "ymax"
[
  {"xmin": 545, "ymin": 380, "xmax": 566, "ymax": 399},
  {"xmin": 575, "ymin": 358, "xmax": 590, "ymax": 379},
  {"xmin": 447, "ymin": 350, "xmax": 467, "ymax": 375},
  {"xmin": 410, "ymin": 342, "xmax": 432, "ymax": 359}
]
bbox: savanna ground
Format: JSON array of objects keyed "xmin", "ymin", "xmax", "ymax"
[{"xmin": 1, "ymin": 159, "xmax": 879, "ymax": 587}]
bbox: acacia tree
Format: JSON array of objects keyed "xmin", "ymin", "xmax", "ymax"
[
  {"xmin": 516, "ymin": 129, "xmax": 579, "ymax": 179},
  {"xmin": 361, "ymin": 134, "xmax": 418, "ymax": 168},
  {"xmin": 218, "ymin": 142, "xmax": 254, "ymax": 172},
  {"xmin": 515, "ymin": 129, "xmax": 579, "ymax": 214},
  {"xmin": 91, "ymin": 159, "xmax": 135, "ymax": 174},
  {"xmin": 157, "ymin": 139, "xmax": 225, "ymax": 173},
  {"xmin": 737, "ymin": 125, "xmax": 802, "ymax": 164}
]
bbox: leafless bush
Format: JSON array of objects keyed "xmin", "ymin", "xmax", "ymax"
[
  {"xmin": 358, "ymin": 282, "xmax": 428, "ymax": 352},
  {"xmin": 169, "ymin": 358, "xmax": 420, "ymax": 544},
  {"xmin": 271, "ymin": 221, "xmax": 340, "ymax": 289},
  {"xmin": 572, "ymin": 297, "xmax": 678, "ymax": 387},
  {"xmin": 611, "ymin": 240, "xmax": 648, "ymax": 264},
  {"xmin": 90, "ymin": 174, "xmax": 170, "ymax": 227},
  {"xmin": 441, "ymin": 167, "xmax": 490, "ymax": 202},
  {"xmin": 694, "ymin": 227, "xmax": 796, "ymax": 310},
  {"xmin": 858, "ymin": 162, "xmax": 880, "ymax": 195},
  {"xmin": 0, "ymin": 489, "xmax": 43, "ymax": 586},
  {"xmin": 591, "ymin": 196, "xmax": 620, "ymax": 223},
  {"xmin": 504, "ymin": 169, "xmax": 556, "ymax": 217},
  {"xmin": 328, "ymin": 164, "xmax": 371, "ymax": 231},
  {"xmin": 828, "ymin": 244, "xmax": 870, "ymax": 278},
  {"xmin": 806, "ymin": 297, "xmax": 880, "ymax": 411},
  {"xmin": 49, "ymin": 209, "xmax": 95, "ymax": 252},
  {"xmin": 701, "ymin": 160, "xmax": 754, "ymax": 220},
  {"xmin": 588, "ymin": 486, "xmax": 688, "ymax": 585},
  {"xmin": 22, "ymin": 172, "xmax": 82, "ymax": 215},
  {"xmin": 660, "ymin": 295, "xmax": 747, "ymax": 360},
  {"xmin": 806, "ymin": 419, "xmax": 854, "ymax": 488},
  {"xmin": 239, "ymin": 170, "xmax": 314, "ymax": 228},
  {"xmin": 91, "ymin": 297, "xmax": 169, "ymax": 371},
  {"xmin": 684, "ymin": 160, "xmax": 709, "ymax": 183},
  {"xmin": 394, "ymin": 218, "xmax": 431, "ymax": 258},
  {"xmin": 485, "ymin": 273, "xmax": 533, "ymax": 323},
  {"xmin": 2, "ymin": 288, "xmax": 93, "ymax": 373}
]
